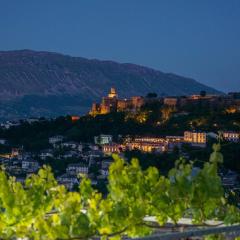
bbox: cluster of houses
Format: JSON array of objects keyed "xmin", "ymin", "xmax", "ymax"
[
  {"xmin": 0, "ymin": 135, "xmax": 115, "ymax": 191},
  {"xmin": 0, "ymin": 129, "xmax": 239, "ymax": 191},
  {"xmin": 99, "ymin": 130, "xmax": 240, "ymax": 155},
  {"xmin": 44, "ymin": 135, "xmax": 116, "ymax": 190},
  {"xmin": 0, "ymin": 148, "xmax": 39, "ymax": 180}
]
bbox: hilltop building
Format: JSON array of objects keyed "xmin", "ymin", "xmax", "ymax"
[
  {"xmin": 89, "ymin": 88, "xmax": 144, "ymax": 116},
  {"xmin": 163, "ymin": 97, "xmax": 179, "ymax": 107}
]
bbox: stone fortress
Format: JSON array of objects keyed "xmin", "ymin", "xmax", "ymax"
[{"xmin": 89, "ymin": 88, "xmax": 145, "ymax": 116}]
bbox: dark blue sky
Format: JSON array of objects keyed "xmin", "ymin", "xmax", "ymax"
[{"xmin": 0, "ymin": 0, "xmax": 239, "ymax": 92}]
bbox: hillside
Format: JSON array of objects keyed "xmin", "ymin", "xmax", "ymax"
[{"xmin": 0, "ymin": 50, "xmax": 220, "ymax": 120}]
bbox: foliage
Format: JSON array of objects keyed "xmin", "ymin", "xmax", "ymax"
[
  {"xmin": 124, "ymin": 149, "xmax": 178, "ymax": 174},
  {"xmin": 0, "ymin": 145, "xmax": 240, "ymax": 239}
]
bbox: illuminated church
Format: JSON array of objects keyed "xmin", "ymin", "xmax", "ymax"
[{"xmin": 89, "ymin": 88, "xmax": 144, "ymax": 116}]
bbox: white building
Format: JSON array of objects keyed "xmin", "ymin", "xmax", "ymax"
[
  {"xmin": 1, "ymin": 121, "xmax": 21, "ymax": 129},
  {"xmin": 100, "ymin": 168, "xmax": 109, "ymax": 178},
  {"xmin": 66, "ymin": 163, "xmax": 89, "ymax": 176},
  {"xmin": 101, "ymin": 159, "xmax": 114, "ymax": 169},
  {"xmin": 61, "ymin": 141, "xmax": 78, "ymax": 149},
  {"xmin": 62, "ymin": 151, "xmax": 79, "ymax": 159},
  {"xmin": 128, "ymin": 142, "xmax": 167, "ymax": 153},
  {"xmin": 89, "ymin": 144, "xmax": 100, "ymax": 151},
  {"xmin": 57, "ymin": 174, "xmax": 79, "ymax": 190},
  {"xmin": 78, "ymin": 144, "xmax": 83, "ymax": 152},
  {"xmin": 49, "ymin": 135, "xmax": 64, "ymax": 145},
  {"xmin": 0, "ymin": 139, "xmax": 7, "ymax": 145},
  {"xmin": 22, "ymin": 159, "xmax": 39, "ymax": 173},
  {"xmin": 39, "ymin": 150, "xmax": 54, "ymax": 160},
  {"xmin": 94, "ymin": 134, "xmax": 113, "ymax": 145}
]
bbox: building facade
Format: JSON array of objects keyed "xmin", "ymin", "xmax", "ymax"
[
  {"xmin": 89, "ymin": 88, "xmax": 145, "ymax": 116},
  {"xmin": 184, "ymin": 131, "xmax": 207, "ymax": 147},
  {"xmin": 94, "ymin": 134, "xmax": 113, "ymax": 145},
  {"xmin": 223, "ymin": 131, "xmax": 240, "ymax": 142}
]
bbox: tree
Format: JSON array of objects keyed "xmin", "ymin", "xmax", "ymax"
[{"xmin": 0, "ymin": 145, "xmax": 239, "ymax": 239}]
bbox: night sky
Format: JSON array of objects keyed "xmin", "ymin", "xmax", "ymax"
[{"xmin": 0, "ymin": 0, "xmax": 239, "ymax": 92}]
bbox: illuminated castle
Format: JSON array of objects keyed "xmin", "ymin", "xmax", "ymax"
[
  {"xmin": 89, "ymin": 88, "xmax": 144, "ymax": 116},
  {"xmin": 108, "ymin": 87, "xmax": 118, "ymax": 98}
]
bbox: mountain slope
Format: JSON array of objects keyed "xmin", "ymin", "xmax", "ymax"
[{"xmin": 0, "ymin": 50, "xmax": 220, "ymax": 120}]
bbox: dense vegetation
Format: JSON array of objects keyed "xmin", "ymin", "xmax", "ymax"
[{"xmin": 0, "ymin": 144, "xmax": 239, "ymax": 240}]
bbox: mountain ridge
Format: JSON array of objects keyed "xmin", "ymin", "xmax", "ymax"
[{"xmin": 0, "ymin": 50, "xmax": 221, "ymax": 120}]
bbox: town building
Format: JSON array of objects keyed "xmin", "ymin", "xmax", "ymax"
[
  {"xmin": 87, "ymin": 150, "xmax": 103, "ymax": 164},
  {"xmin": 94, "ymin": 134, "xmax": 113, "ymax": 145},
  {"xmin": 132, "ymin": 137, "xmax": 166, "ymax": 144},
  {"xmin": 62, "ymin": 150, "xmax": 79, "ymax": 159},
  {"xmin": 126, "ymin": 141, "xmax": 167, "ymax": 153},
  {"xmin": 123, "ymin": 136, "xmax": 168, "ymax": 153},
  {"xmin": 184, "ymin": 131, "xmax": 207, "ymax": 147},
  {"xmin": 11, "ymin": 148, "xmax": 23, "ymax": 160},
  {"xmin": 39, "ymin": 149, "xmax": 54, "ymax": 160},
  {"xmin": 61, "ymin": 141, "xmax": 79, "ymax": 149},
  {"xmin": 57, "ymin": 174, "xmax": 79, "ymax": 190},
  {"xmin": 88, "ymin": 144, "xmax": 100, "ymax": 151},
  {"xmin": 22, "ymin": 159, "xmax": 39, "ymax": 173},
  {"xmin": 131, "ymin": 96, "xmax": 145, "ymax": 109},
  {"xmin": 221, "ymin": 170, "xmax": 239, "ymax": 188},
  {"xmin": 0, "ymin": 139, "xmax": 7, "ymax": 145},
  {"xmin": 66, "ymin": 163, "xmax": 89, "ymax": 176},
  {"xmin": 117, "ymin": 99, "xmax": 133, "ymax": 111},
  {"xmin": 102, "ymin": 143, "xmax": 124, "ymax": 154},
  {"xmin": 71, "ymin": 116, "xmax": 80, "ymax": 122},
  {"xmin": 166, "ymin": 136, "xmax": 184, "ymax": 142},
  {"xmin": 164, "ymin": 97, "xmax": 179, "ymax": 107},
  {"xmin": 49, "ymin": 135, "xmax": 64, "ymax": 145},
  {"xmin": 165, "ymin": 136, "xmax": 184, "ymax": 151},
  {"xmin": 0, "ymin": 120, "xmax": 21, "ymax": 129},
  {"xmin": 101, "ymin": 158, "xmax": 114, "ymax": 169},
  {"xmin": 7, "ymin": 165, "xmax": 24, "ymax": 175},
  {"xmin": 223, "ymin": 131, "xmax": 240, "ymax": 142},
  {"xmin": 100, "ymin": 168, "xmax": 109, "ymax": 178},
  {"xmin": 25, "ymin": 118, "xmax": 40, "ymax": 124}
]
